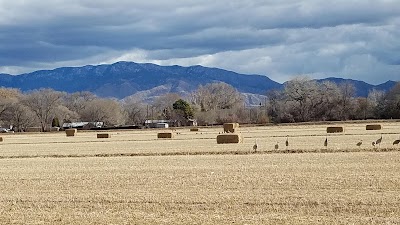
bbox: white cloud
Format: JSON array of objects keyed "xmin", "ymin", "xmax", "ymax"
[{"xmin": 0, "ymin": 0, "xmax": 399, "ymax": 84}]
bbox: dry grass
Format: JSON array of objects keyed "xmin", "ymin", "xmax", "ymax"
[
  {"xmin": 0, "ymin": 121, "xmax": 400, "ymax": 224},
  {"xmin": 0, "ymin": 153, "xmax": 399, "ymax": 224},
  {"xmin": 1, "ymin": 122, "xmax": 399, "ymax": 158}
]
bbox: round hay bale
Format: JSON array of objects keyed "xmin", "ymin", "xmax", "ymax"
[
  {"xmin": 326, "ymin": 126, "xmax": 344, "ymax": 133},
  {"xmin": 65, "ymin": 128, "xmax": 77, "ymax": 137},
  {"xmin": 97, "ymin": 133, "xmax": 111, "ymax": 138},
  {"xmin": 366, "ymin": 124, "xmax": 382, "ymax": 130},
  {"xmin": 217, "ymin": 134, "xmax": 243, "ymax": 144},
  {"xmin": 158, "ymin": 132, "xmax": 173, "ymax": 139}
]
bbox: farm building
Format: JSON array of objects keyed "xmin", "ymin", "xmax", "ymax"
[
  {"xmin": 144, "ymin": 119, "xmax": 197, "ymax": 128},
  {"xmin": 62, "ymin": 122, "xmax": 104, "ymax": 130},
  {"xmin": 144, "ymin": 120, "xmax": 172, "ymax": 128}
]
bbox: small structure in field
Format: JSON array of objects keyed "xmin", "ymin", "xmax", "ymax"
[
  {"xmin": 366, "ymin": 124, "xmax": 382, "ymax": 130},
  {"xmin": 97, "ymin": 133, "xmax": 111, "ymax": 138},
  {"xmin": 155, "ymin": 123, "xmax": 169, "ymax": 128},
  {"xmin": 62, "ymin": 122, "xmax": 104, "ymax": 130},
  {"xmin": 217, "ymin": 134, "xmax": 243, "ymax": 144},
  {"xmin": 158, "ymin": 132, "xmax": 174, "ymax": 139},
  {"xmin": 49, "ymin": 127, "xmax": 60, "ymax": 132},
  {"xmin": 223, "ymin": 123, "xmax": 239, "ymax": 133},
  {"xmin": 326, "ymin": 126, "xmax": 344, "ymax": 133},
  {"xmin": 65, "ymin": 128, "xmax": 77, "ymax": 137}
]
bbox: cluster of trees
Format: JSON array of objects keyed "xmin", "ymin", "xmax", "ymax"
[
  {"xmin": 267, "ymin": 77, "xmax": 400, "ymax": 123},
  {"xmin": 0, "ymin": 78, "xmax": 399, "ymax": 132},
  {"xmin": 0, "ymin": 82, "xmax": 248, "ymax": 131}
]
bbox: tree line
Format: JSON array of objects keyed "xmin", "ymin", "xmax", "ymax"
[
  {"xmin": 267, "ymin": 77, "xmax": 400, "ymax": 123},
  {"xmin": 0, "ymin": 77, "xmax": 399, "ymax": 132}
]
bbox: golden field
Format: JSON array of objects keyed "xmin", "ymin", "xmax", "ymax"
[{"xmin": 0, "ymin": 121, "xmax": 400, "ymax": 224}]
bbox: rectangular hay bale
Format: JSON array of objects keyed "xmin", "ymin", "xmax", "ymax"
[
  {"xmin": 158, "ymin": 132, "xmax": 173, "ymax": 139},
  {"xmin": 65, "ymin": 128, "xmax": 77, "ymax": 137},
  {"xmin": 366, "ymin": 124, "xmax": 382, "ymax": 130},
  {"xmin": 223, "ymin": 123, "xmax": 239, "ymax": 133},
  {"xmin": 97, "ymin": 133, "xmax": 111, "ymax": 138},
  {"xmin": 0, "ymin": 137, "xmax": 3, "ymax": 142},
  {"xmin": 190, "ymin": 128, "xmax": 199, "ymax": 132},
  {"xmin": 326, "ymin": 126, "xmax": 344, "ymax": 133},
  {"xmin": 217, "ymin": 134, "xmax": 243, "ymax": 144}
]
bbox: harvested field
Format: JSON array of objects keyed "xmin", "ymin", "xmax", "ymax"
[
  {"xmin": 1, "ymin": 122, "xmax": 399, "ymax": 158},
  {"xmin": 0, "ymin": 121, "xmax": 400, "ymax": 224}
]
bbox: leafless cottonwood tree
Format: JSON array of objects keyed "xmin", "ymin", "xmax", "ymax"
[
  {"xmin": 123, "ymin": 100, "xmax": 147, "ymax": 125},
  {"xmin": 152, "ymin": 93, "xmax": 181, "ymax": 120},
  {"xmin": 4, "ymin": 103, "xmax": 36, "ymax": 131},
  {"xmin": 0, "ymin": 88, "xmax": 21, "ymax": 122},
  {"xmin": 80, "ymin": 98, "xmax": 125, "ymax": 126},
  {"xmin": 191, "ymin": 82, "xmax": 243, "ymax": 112},
  {"xmin": 190, "ymin": 82, "xmax": 244, "ymax": 125},
  {"xmin": 22, "ymin": 88, "xmax": 64, "ymax": 131}
]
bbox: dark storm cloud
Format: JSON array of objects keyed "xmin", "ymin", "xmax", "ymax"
[{"xmin": 0, "ymin": 0, "xmax": 399, "ymax": 83}]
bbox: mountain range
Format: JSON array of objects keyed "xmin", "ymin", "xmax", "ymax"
[{"xmin": 0, "ymin": 61, "xmax": 397, "ymax": 104}]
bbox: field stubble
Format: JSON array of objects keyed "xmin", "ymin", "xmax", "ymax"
[{"xmin": 0, "ymin": 122, "xmax": 399, "ymax": 224}]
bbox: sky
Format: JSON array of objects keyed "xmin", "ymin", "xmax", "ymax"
[{"xmin": 0, "ymin": 0, "xmax": 399, "ymax": 84}]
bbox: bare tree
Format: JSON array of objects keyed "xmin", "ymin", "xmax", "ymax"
[
  {"xmin": 191, "ymin": 82, "xmax": 243, "ymax": 112},
  {"xmin": 3, "ymin": 103, "xmax": 36, "ymax": 132},
  {"xmin": 367, "ymin": 88, "xmax": 385, "ymax": 118},
  {"xmin": 80, "ymin": 98, "xmax": 125, "ymax": 126},
  {"xmin": 0, "ymin": 88, "xmax": 21, "ymax": 123},
  {"xmin": 338, "ymin": 82, "xmax": 356, "ymax": 120},
  {"xmin": 54, "ymin": 105, "xmax": 80, "ymax": 124},
  {"xmin": 63, "ymin": 91, "xmax": 97, "ymax": 117},
  {"xmin": 284, "ymin": 77, "xmax": 321, "ymax": 122},
  {"xmin": 123, "ymin": 100, "xmax": 147, "ymax": 125},
  {"xmin": 377, "ymin": 82, "xmax": 400, "ymax": 119},
  {"xmin": 152, "ymin": 93, "xmax": 181, "ymax": 119},
  {"xmin": 22, "ymin": 89, "xmax": 64, "ymax": 131}
]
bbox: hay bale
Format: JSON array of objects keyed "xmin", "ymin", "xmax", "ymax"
[
  {"xmin": 190, "ymin": 128, "xmax": 199, "ymax": 132},
  {"xmin": 366, "ymin": 124, "xmax": 382, "ymax": 130},
  {"xmin": 25, "ymin": 127, "xmax": 42, "ymax": 132},
  {"xmin": 158, "ymin": 132, "xmax": 173, "ymax": 139},
  {"xmin": 65, "ymin": 128, "xmax": 77, "ymax": 137},
  {"xmin": 97, "ymin": 133, "xmax": 111, "ymax": 138},
  {"xmin": 223, "ymin": 123, "xmax": 239, "ymax": 133},
  {"xmin": 0, "ymin": 137, "xmax": 3, "ymax": 142},
  {"xmin": 326, "ymin": 126, "xmax": 344, "ymax": 133},
  {"xmin": 217, "ymin": 134, "xmax": 243, "ymax": 144}
]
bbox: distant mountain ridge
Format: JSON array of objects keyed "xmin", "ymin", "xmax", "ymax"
[
  {"xmin": 0, "ymin": 62, "xmax": 396, "ymax": 102},
  {"xmin": 317, "ymin": 77, "xmax": 397, "ymax": 97}
]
